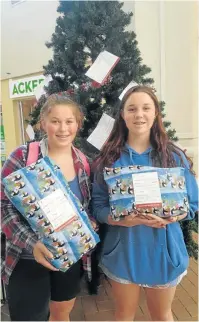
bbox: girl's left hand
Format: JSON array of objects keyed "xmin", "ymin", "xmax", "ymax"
[{"xmin": 140, "ymin": 214, "xmax": 174, "ymax": 226}]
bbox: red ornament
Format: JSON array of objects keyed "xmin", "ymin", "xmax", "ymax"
[
  {"xmin": 66, "ymin": 88, "xmax": 75, "ymax": 95},
  {"xmin": 81, "ymin": 83, "xmax": 90, "ymax": 91}
]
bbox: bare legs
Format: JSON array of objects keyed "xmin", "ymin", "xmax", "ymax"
[
  {"xmin": 49, "ymin": 298, "xmax": 76, "ymax": 321},
  {"xmin": 145, "ymin": 286, "xmax": 176, "ymax": 321},
  {"xmin": 110, "ymin": 279, "xmax": 140, "ymax": 321},
  {"xmin": 110, "ymin": 278, "xmax": 176, "ymax": 321}
]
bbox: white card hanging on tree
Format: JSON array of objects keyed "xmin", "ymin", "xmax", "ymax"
[
  {"xmin": 119, "ymin": 80, "xmax": 138, "ymax": 100},
  {"xmin": 26, "ymin": 124, "xmax": 35, "ymax": 140},
  {"xmin": 85, "ymin": 51, "xmax": 120, "ymax": 85},
  {"xmin": 87, "ymin": 113, "xmax": 115, "ymax": 150}
]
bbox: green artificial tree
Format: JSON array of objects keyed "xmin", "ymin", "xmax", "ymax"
[{"xmin": 29, "ymin": 0, "xmax": 197, "ymax": 259}]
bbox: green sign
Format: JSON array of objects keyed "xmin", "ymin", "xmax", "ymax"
[
  {"xmin": 9, "ymin": 75, "xmax": 45, "ymax": 98},
  {"xmin": 1, "ymin": 155, "xmax": 6, "ymax": 162},
  {"xmin": 0, "ymin": 125, "xmax": 5, "ymax": 140},
  {"xmin": 0, "ymin": 125, "xmax": 6, "ymax": 156}
]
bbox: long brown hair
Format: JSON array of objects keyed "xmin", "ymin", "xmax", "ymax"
[{"xmin": 94, "ymin": 86, "xmax": 195, "ymax": 174}]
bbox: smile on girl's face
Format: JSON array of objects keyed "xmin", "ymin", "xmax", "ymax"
[
  {"xmin": 42, "ymin": 105, "xmax": 79, "ymax": 149},
  {"xmin": 122, "ymin": 92, "xmax": 156, "ymax": 137}
]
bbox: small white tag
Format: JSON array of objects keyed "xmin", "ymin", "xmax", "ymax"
[
  {"xmin": 26, "ymin": 124, "xmax": 35, "ymax": 140},
  {"xmin": 132, "ymin": 172, "xmax": 162, "ymax": 208},
  {"xmin": 87, "ymin": 113, "xmax": 115, "ymax": 150},
  {"xmin": 38, "ymin": 189, "xmax": 76, "ymax": 231},
  {"xmin": 119, "ymin": 81, "xmax": 138, "ymax": 100}
]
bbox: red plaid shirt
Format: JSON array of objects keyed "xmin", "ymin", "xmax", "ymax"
[{"xmin": 1, "ymin": 143, "xmax": 94, "ymax": 284}]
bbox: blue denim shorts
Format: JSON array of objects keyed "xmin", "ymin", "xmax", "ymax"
[{"xmin": 100, "ymin": 263, "xmax": 187, "ymax": 289}]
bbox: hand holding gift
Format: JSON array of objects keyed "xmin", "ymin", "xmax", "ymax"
[
  {"xmin": 108, "ymin": 212, "xmax": 166, "ymax": 228},
  {"xmin": 33, "ymin": 241, "xmax": 59, "ymax": 271}
]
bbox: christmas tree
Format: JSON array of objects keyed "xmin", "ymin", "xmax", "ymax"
[
  {"xmin": 29, "ymin": 0, "xmax": 197, "ymax": 259},
  {"xmin": 30, "ymin": 1, "xmax": 177, "ymax": 147}
]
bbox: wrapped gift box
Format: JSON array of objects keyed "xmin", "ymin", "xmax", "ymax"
[
  {"xmin": 104, "ymin": 165, "xmax": 189, "ymax": 221},
  {"xmin": 3, "ymin": 157, "xmax": 99, "ymax": 271}
]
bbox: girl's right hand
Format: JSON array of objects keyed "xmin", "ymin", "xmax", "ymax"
[
  {"xmin": 108, "ymin": 213, "xmax": 166, "ymax": 228},
  {"xmin": 33, "ymin": 241, "xmax": 59, "ymax": 271}
]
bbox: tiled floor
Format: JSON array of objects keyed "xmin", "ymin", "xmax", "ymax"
[{"xmin": 1, "ymin": 258, "xmax": 198, "ymax": 321}]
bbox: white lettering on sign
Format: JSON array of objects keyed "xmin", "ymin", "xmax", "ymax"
[{"xmin": 9, "ymin": 75, "xmax": 45, "ymax": 98}]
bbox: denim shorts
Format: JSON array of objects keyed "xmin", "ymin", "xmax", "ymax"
[{"xmin": 100, "ymin": 263, "xmax": 187, "ymax": 289}]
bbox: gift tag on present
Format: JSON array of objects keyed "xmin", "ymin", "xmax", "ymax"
[
  {"xmin": 132, "ymin": 172, "xmax": 162, "ymax": 209},
  {"xmin": 85, "ymin": 50, "xmax": 120, "ymax": 84},
  {"xmin": 38, "ymin": 189, "xmax": 77, "ymax": 231}
]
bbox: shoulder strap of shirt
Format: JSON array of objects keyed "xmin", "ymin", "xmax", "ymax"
[
  {"xmin": 26, "ymin": 141, "xmax": 40, "ymax": 166},
  {"xmin": 26, "ymin": 142, "xmax": 90, "ymax": 177}
]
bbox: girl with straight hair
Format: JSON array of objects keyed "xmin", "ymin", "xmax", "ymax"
[{"xmin": 92, "ymin": 86, "xmax": 198, "ymax": 321}]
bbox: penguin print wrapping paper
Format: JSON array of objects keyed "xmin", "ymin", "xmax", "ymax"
[
  {"xmin": 103, "ymin": 166, "xmax": 189, "ymax": 221},
  {"xmin": 3, "ymin": 157, "xmax": 99, "ymax": 271}
]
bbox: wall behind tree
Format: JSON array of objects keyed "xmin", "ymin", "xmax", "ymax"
[
  {"xmin": 133, "ymin": 0, "xmax": 198, "ymax": 172},
  {"xmin": 1, "ymin": 0, "xmax": 59, "ymax": 80}
]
